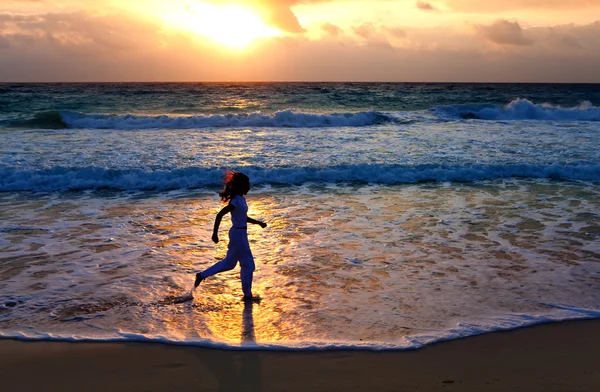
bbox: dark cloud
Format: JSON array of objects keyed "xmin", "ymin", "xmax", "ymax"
[{"xmin": 477, "ymin": 20, "xmax": 532, "ymax": 46}]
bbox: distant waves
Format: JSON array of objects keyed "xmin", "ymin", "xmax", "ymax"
[{"xmin": 3, "ymin": 99, "xmax": 600, "ymax": 130}]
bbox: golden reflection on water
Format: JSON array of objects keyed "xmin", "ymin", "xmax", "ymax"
[
  {"xmin": 148, "ymin": 193, "xmax": 306, "ymax": 344},
  {"xmin": 219, "ymin": 97, "xmax": 261, "ymax": 110}
]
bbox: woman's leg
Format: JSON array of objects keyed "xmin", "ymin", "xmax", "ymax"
[
  {"xmin": 198, "ymin": 228, "xmax": 239, "ymax": 281},
  {"xmin": 200, "ymin": 254, "xmax": 237, "ymax": 278},
  {"xmin": 240, "ymin": 253, "xmax": 255, "ymax": 298},
  {"xmin": 240, "ymin": 268, "xmax": 253, "ymax": 297}
]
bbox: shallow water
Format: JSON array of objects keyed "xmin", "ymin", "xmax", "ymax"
[{"xmin": 1, "ymin": 180, "xmax": 598, "ymax": 348}]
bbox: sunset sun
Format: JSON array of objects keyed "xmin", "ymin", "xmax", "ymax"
[{"xmin": 163, "ymin": 3, "xmax": 282, "ymax": 49}]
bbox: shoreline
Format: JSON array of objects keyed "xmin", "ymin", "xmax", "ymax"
[
  {"xmin": 1, "ymin": 315, "xmax": 599, "ymax": 351},
  {"xmin": 1, "ymin": 319, "xmax": 599, "ymax": 391}
]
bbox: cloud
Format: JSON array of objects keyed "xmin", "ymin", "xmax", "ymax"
[
  {"xmin": 477, "ymin": 20, "xmax": 532, "ymax": 46},
  {"xmin": 416, "ymin": 1, "xmax": 438, "ymax": 11},
  {"xmin": 321, "ymin": 22, "xmax": 341, "ymax": 37},
  {"xmin": 2, "ymin": 7, "xmax": 600, "ymax": 82},
  {"xmin": 0, "ymin": 35, "xmax": 10, "ymax": 48},
  {"xmin": 205, "ymin": 0, "xmax": 337, "ymax": 33},
  {"xmin": 0, "ymin": 14, "xmax": 34, "ymax": 26},
  {"xmin": 261, "ymin": 2, "xmax": 306, "ymax": 33},
  {"xmin": 526, "ymin": 21, "xmax": 600, "ymax": 52},
  {"xmin": 245, "ymin": 34, "xmax": 600, "ymax": 82},
  {"xmin": 0, "ymin": 11, "xmax": 163, "ymax": 57},
  {"xmin": 353, "ymin": 23, "xmax": 376, "ymax": 39},
  {"xmin": 441, "ymin": 0, "xmax": 600, "ymax": 12},
  {"xmin": 383, "ymin": 27, "xmax": 406, "ymax": 39},
  {"xmin": 351, "ymin": 22, "xmax": 393, "ymax": 48}
]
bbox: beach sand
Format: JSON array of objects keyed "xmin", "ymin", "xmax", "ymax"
[{"xmin": 1, "ymin": 319, "xmax": 598, "ymax": 392}]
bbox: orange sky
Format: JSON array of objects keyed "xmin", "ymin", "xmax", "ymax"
[{"xmin": 1, "ymin": 0, "xmax": 599, "ymax": 82}]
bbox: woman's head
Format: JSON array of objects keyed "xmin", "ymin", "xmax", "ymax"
[{"xmin": 219, "ymin": 170, "xmax": 250, "ymax": 202}]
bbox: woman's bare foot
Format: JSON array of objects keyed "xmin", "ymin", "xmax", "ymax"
[
  {"xmin": 194, "ymin": 273, "xmax": 203, "ymax": 288},
  {"xmin": 243, "ymin": 295, "xmax": 261, "ymax": 303}
]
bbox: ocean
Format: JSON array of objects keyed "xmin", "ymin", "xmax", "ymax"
[{"xmin": 1, "ymin": 82, "xmax": 599, "ymax": 349}]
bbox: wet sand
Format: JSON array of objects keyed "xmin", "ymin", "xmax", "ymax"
[{"xmin": 0, "ymin": 319, "xmax": 598, "ymax": 392}]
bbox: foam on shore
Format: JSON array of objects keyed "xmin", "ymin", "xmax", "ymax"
[{"xmin": 1, "ymin": 306, "xmax": 598, "ymax": 350}]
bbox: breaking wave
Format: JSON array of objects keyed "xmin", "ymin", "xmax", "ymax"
[
  {"xmin": 3, "ymin": 99, "xmax": 599, "ymax": 130},
  {"xmin": 4, "ymin": 110, "xmax": 394, "ymax": 130},
  {"xmin": 434, "ymin": 98, "xmax": 600, "ymax": 121},
  {"xmin": 1, "ymin": 163, "xmax": 599, "ymax": 191}
]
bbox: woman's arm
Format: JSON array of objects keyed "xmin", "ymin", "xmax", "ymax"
[
  {"xmin": 212, "ymin": 204, "xmax": 235, "ymax": 243},
  {"xmin": 247, "ymin": 216, "xmax": 267, "ymax": 228}
]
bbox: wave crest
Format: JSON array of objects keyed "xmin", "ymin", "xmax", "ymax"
[
  {"xmin": 4, "ymin": 99, "xmax": 599, "ymax": 130},
  {"xmin": 435, "ymin": 98, "xmax": 600, "ymax": 121},
  {"xmin": 57, "ymin": 110, "xmax": 393, "ymax": 129},
  {"xmin": 1, "ymin": 163, "xmax": 598, "ymax": 191}
]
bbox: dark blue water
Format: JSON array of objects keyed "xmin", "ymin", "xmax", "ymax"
[{"xmin": 1, "ymin": 83, "xmax": 599, "ymax": 128}]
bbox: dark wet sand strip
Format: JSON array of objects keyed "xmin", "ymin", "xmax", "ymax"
[{"xmin": 0, "ymin": 319, "xmax": 598, "ymax": 392}]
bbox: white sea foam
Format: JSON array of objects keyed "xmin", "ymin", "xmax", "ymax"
[
  {"xmin": 1, "ymin": 163, "xmax": 599, "ymax": 191},
  {"xmin": 52, "ymin": 99, "xmax": 600, "ymax": 130},
  {"xmin": 59, "ymin": 110, "xmax": 392, "ymax": 129},
  {"xmin": 434, "ymin": 98, "xmax": 600, "ymax": 121},
  {"xmin": 0, "ymin": 307, "xmax": 597, "ymax": 350}
]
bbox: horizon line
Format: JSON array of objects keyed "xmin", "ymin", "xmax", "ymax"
[{"xmin": 2, "ymin": 81, "xmax": 600, "ymax": 84}]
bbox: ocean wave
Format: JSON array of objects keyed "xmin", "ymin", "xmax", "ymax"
[
  {"xmin": 1, "ymin": 163, "xmax": 599, "ymax": 191},
  {"xmin": 434, "ymin": 98, "xmax": 600, "ymax": 121},
  {"xmin": 52, "ymin": 110, "xmax": 392, "ymax": 129},
  {"xmin": 5, "ymin": 111, "xmax": 68, "ymax": 129},
  {"xmin": 4, "ymin": 98, "xmax": 599, "ymax": 130}
]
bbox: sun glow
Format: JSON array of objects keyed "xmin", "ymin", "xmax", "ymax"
[{"xmin": 162, "ymin": 2, "xmax": 282, "ymax": 49}]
